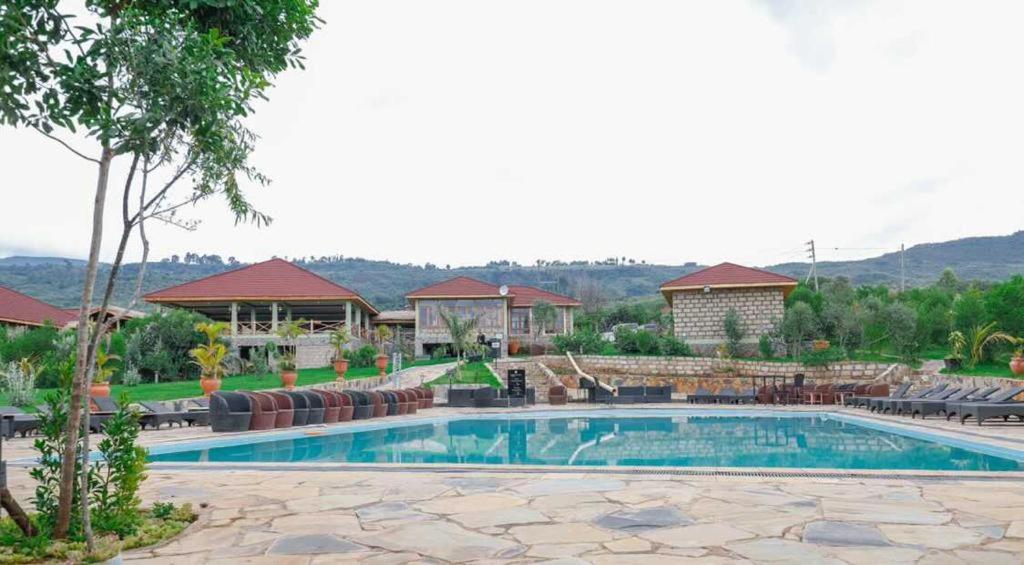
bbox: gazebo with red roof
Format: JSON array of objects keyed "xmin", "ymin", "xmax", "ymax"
[
  {"xmin": 0, "ymin": 286, "xmax": 76, "ymax": 330},
  {"xmin": 405, "ymin": 276, "xmax": 580, "ymax": 357},
  {"xmin": 145, "ymin": 259, "xmax": 378, "ymax": 367},
  {"xmin": 659, "ymin": 262, "xmax": 797, "ymax": 355}
]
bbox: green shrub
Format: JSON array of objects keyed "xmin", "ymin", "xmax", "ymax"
[
  {"xmin": 723, "ymin": 309, "xmax": 745, "ymax": 357},
  {"xmin": 91, "ymin": 395, "xmax": 148, "ymax": 537},
  {"xmin": 657, "ymin": 334, "xmax": 692, "ymax": 356},
  {"xmin": 758, "ymin": 334, "xmax": 774, "ymax": 359},
  {"xmin": 348, "ymin": 344, "xmax": 379, "ymax": 368},
  {"xmin": 552, "ymin": 329, "xmax": 605, "ymax": 354},
  {"xmin": 802, "ymin": 346, "xmax": 847, "ymax": 367}
]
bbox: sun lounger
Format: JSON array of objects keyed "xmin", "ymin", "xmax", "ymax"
[
  {"xmin": 893, "ymin": 386, "xmax": 963, "ymax": 416},
  {"xmin": 873, "ymin": 384, "xmax": 945, "ymax": 413},
  {"xmin": 0, "ymin": 407, "xmax": 40, "ymax": 438},
  {"xmin": 447, "ymin": 388, "xmax": 474, "ymax": 407},
  {"xmin": 690, "ymin": 387, "xmax": 712, "ymax": 404},
  {"xmin": 945, "ymin": 387, "xmax": 1024, "ymax": 421},
  {"xmin": 283, "ymin": 391, "xmax": 310, "ymax": 426},
  {"xmin": 210, "ymin": 392, "xmax": 253, "ymax": 432},
  {"xmin": 549, "ymin": 385, "xmax": 568, "ymax": 405},
  {"xmin": 176, "ymin": 398, "xmax": 210, "ymax": 427},
  {"xmin": 909, "ymin": 387, "xmax": 989, "ymax": 419},
  {"xmin": 138, "ymin": 401, "xmax": 187, "ymax": 430},
  {"xmin": 847, "ymin": 382, "xmax": 906, "ymax": 408},
  {"xmin": 263, "ymin": 391, "xmax": 295, "ymax": 428},
  {"xmin": 717, "ymin": 387, "xmax": 738, "ymax": 405},
  {"xmin": 948, "ymin": 386, "xmax": 1024, "ymax": 425}
]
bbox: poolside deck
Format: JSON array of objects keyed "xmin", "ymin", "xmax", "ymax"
[{"xmin": 4, "ymin": 404, "xmax": 1024, "ymax": 563}]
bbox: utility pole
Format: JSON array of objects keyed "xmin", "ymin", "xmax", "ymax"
[
  {"xmin": 805, "ymin": 240, "xmax": 819, "ymax": 292},
  {"xmin": 900, "ymin": 243, "xmax": 906, "ymax": 293}
]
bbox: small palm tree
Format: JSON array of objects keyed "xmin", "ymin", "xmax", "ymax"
[
  {"xmin": 93, "ymin": 349, "xmax": 120, "ymax": 385},
  {"xmin": 440, "ymin": 309, "xmax": 478, "ymax": 380},
  {"xmin": 329, "ymin": 327, "xmax": 350, "ymax": 361},
  {"xmin": 966, "ymin": 322, "xmax": 1015, "ymax": 368}
]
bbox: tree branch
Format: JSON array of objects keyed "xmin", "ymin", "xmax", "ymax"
[{"xmin": 32, "ymin": 126, "xmax": 100, "ymax": 164}]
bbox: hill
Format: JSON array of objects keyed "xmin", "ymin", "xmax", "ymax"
[{"xmin": 2, "ymin": 231, "xmax": 1023, "ymax": 310}]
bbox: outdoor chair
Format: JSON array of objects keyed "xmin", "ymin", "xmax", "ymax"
[
  {"xmin": 263, "ymin": 391, "xmax": 295, "ymax": 428},
  {"xmin": 893, "ymin": 386, "xmax": 961, "ymax": 415},
  {"xmin": 345, "ymin": 391, "xmax": 373, "ymax": 420},
  {"xmin": 407, "ymin": 388, "xmax": 425, "ymax": 410},
  {"xmin": 0, "ymin": 407, "xmax": 40, "ymax": 438},
  {"xmin": 847, "ymin": 383, "xmax": 900, "ymax": 408},
  {"xmin": 368, "ymin": 392, "xmax": 388, "ymax": 418},
  {"xmin": 336, "ymin": 392, "xmax": 355, "ymax": 421},
  {"xmin": 549, "ymin": 385, "xmax": 568, "ymax": 405},
  {"xmin": 837, "ymin": 384, "xmax": 871, "ymax": 406},
  {"xmin": 243, "ymin": 393, "xmax": 278, "ymax": 430},
  {"xmin": 392, "ymin": 390, "xmax": 410, "ymax": 414},
  {"xmin": 178, "ymin": 399, "xmax": 210, "ymax": 427},
  {"xmin": 615, "ymin": 386, "xmax": 646, "ymax": 404},
  {"xmin": 210, "ymin": 391, "xmax": 253, "ymax": 432},
  {"xmin": 946, "ymin": 386, "xmax": 1024, "ymax": 425},
  {"xmin": 381, "ymin": 391, "xmax": 400, "ymax": 415},
  {"xmin": 910, "ymin": 387, "xmax": 989, "ymax": 419},
  {"xmin": 872, "ymin": 384, "xmax": 945, "ymax": 413},
  {"xmin": 402, "ymin": 389, "xmax": 419, "ymax": 413},
  {"xmin": 690, "ymin": 388, "xmax": 712, "ymax": 404},
  {"xmin": 89, "ymin": 395, "xmax": 120, "ymax": 432},
  {"xmin": 314, "ymin": 390, "xmax": 342, "ymax": 423},
  {"xmin": 447, "ymin": 389, "xmax": 475, "ymax": 407},
  {"xmin": 755, "ymin": 384, "xmax": 775, "ymax": 404},
  {"xmin": 283, "ymin": 391, "xmax": 310, "ymax": 426},
  {"xmin": 643, "ymin": 386, "xmax": 673, "ymax": 403},
  {"xmin": 418, "ymin": 387, "xmax": 435, "ymax": 408},
  {"xmin": 138, "ymin": 401, "xmax": 187, "ymax": 430},
  {"xmin": 300, "ymin": 391, "xmax": 325, "ymax": 424}
]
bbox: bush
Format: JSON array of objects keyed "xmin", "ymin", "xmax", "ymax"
[
  {"xmin": 91, "ymin": 395, "xmax": 148, "ymax": 537},
  {"xmin": 123, "ymin": 310, "xmax": 209, "ymax": 382},
  {"xmin": 802, "ymin": 346, "xmax": 847, "ymax": 367},
  {"xmin": 613, "ymin": 327, "xmax": 690, "ymax": 356},
  {"xmin": 552, "ymin": 329, "xmax": 605, "ymax": 354},
  {"xmin": 781, "ymin": 302, "xmax": 818, "ymax": 358},
  {"xmin": 723, "ymin": 309, "xmax": 745, "ymax": 357},
  {"xmin": 1, "ymin": 359, "xmax": 38, "ymax": 406},
  {"xmin": 657, "ymin": 334, "xmax": 692, "ymax": 356},
  {"xmin": 348, "ymin": 344, "xmax": 379, "ymax": 368},
  {"xmin": 758, "ymin": 334, "xmax": 774, "ymax": 359}
]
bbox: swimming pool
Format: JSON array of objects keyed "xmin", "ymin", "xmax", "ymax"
[{"xmin": 147, "ymin": 410, "xmax": 1024, "ymax": 472}]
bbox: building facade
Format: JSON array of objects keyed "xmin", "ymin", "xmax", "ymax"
[
  {"xmin": 660, "ymin": 263, "xmax": 797, "ymax": 356},
  {"xmin": 0, "ymin": 286, "xmax": 75, "ymax": 332},
  {"xmin": 406, "ymin": 277, "xmax": 579, "ymax": 358},
  {"xmin": 145, "ymin": 259, "xmax": 378, "ymax": 369}
]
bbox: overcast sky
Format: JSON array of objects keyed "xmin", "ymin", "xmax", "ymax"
[{"xmin": 2, "ymin": 0, "xmax": 1023, "ymax": 268}]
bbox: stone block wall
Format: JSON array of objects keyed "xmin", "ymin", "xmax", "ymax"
[{"xmin": 671, "ymin": 288, "xmax": 784, "ymax": 355}]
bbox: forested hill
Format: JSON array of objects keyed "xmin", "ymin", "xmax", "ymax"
[{"xmin": 2, "ymin": 231, "xmax": 1023, "ymax": 311}]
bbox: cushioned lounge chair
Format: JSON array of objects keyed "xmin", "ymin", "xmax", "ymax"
[
  {"xmin": 0, "ymin": 407, "xmax": 40, "ymax": 438},
  {"xmin": 138, "ymin": 401, "xmax": 187, "ymax": 430},
  {"xmin": 549, "ymin": 385, "xmax": 568, "ymax": 405},
  {"xmin": 382, "ymin": 391, "xmax": 400, "ymax": 416},
  {"xmin": 337, "ymin": 392, "xmax": 355, "ymax": 421},
  {"xmin": 244, "ymin": 393, "xmax": 278, "ymax": 430},
  {"xmin": 300, "ymin": 391, "xmax": 325, "ymax": 424},
  {"xmin": 643, "ymin": 386, "xmax": 673, "ymax": 403},
  {"xmin": 88, "ymin": 395, "xmax": 121, "ymax": 431},
  {"xmin": 690, "ymin": 387, "xmax": 712, "ymax": 404},
  {"xmin": 314, "ymin": 390, "xmax": 342, "ymax": 423},
  {"xmin": 263, "ymin": 391, "xmax": 295, "ymax": 428},
  {"xmin": 210, "ymin": 392, "xmax": 253, "ymax": 432},
  {"xmin": 947, "ymin": 386, "xmax": 1024, "ymax": 425},
  {"xmin": 179, "ymin": 399, "xmax": 210, "ymax": 427},
  {"xmin": 369, "ymin": 391, "xmax": 388, "ymax": 418},
  {"xmin": 408, "ymin": 388, "xmax": 426, "ymax": 410},
  {"xmin": 847, "ymin": 382, "xmax": 906, "ymax": 408},
  {"xmin": 873, "ymin": 384, "xmax": 945, "ymax": 413},
  {"xmin": 717, "ymin": 387, "xmax": 738, "ymax": 405},
  {"xmin": 893, "ymin": 386, "xmax": 962, "ymax": 416},
  {"xmin": 402, "ymin": 389, "xmax": 420, "ymax": 413},
  {"xmin": 345, "ymin": 391, "xmax": 373, "ymax": 419},
  {"xmin": 283, "ymin": 391, "xmax": 310, "ymax": 426},
  {"xmin": 447, "ymin": 389, "xmax": 475, "ymax": 407},
  {"xmin": 417, "ymin": 387, "xmax": 435, "ymax": 408},
  {"xmin": 910, "ymin": 386, "xmax": 993, "ymax": 419}
]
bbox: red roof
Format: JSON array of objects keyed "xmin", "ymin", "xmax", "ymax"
[
  {"xmin": 145, "ymin": 259, "xmax": 378, "ymax": 313},
  {"xmin": 0, "ymin": 286, "xmax": 76, "ymax": 327},
  {"xmin": 406, "ymin": 277, "xmax": 505, "ymax": 299},
  {"xmin": 660, "ymin": 262, "xmax": 797, "ymax": 291},
  {"xmin": 508, "ymin": 285, "xmax": 581, "ymax": 308}
]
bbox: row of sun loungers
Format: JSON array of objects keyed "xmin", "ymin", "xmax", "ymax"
[
  {"xmin": 447, "ymin": 387, "xmax": 537, "ymax": 407},
  {"xmin": 209, "ymin": 388, "xmax": 435, "ymax": 432},
  {"xmin": 688, "ymin": 387, "xmax": 756, "ymax": 404},
  {"xmin": 845, "ymin": 382, "xmax": 1024, "ymax": 425}
]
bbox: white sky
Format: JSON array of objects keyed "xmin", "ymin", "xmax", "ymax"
[{"xmin": 2, "ymin": 0, "xmax": 1023, "ymax": 267}]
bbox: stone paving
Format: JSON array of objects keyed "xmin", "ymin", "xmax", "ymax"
[{"xmin": 3, "ymin": 402, "xmax": 1024, "ymax": 563}]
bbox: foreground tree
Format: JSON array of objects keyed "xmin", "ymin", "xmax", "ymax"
[{"xmin": 1, "ymin": 0, "xmax": 320, "ymax": 540}]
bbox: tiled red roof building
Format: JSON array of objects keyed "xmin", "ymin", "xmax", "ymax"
[{"xmin": 0, "ymin": 286, "xmax": 76, "ymax": 328}]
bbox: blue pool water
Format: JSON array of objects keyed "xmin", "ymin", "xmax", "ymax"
[{"xmin": 148, "ymin": 412, "xmax": 1024, "ymax": 471}]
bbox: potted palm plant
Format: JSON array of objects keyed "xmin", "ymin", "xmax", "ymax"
[
  {"xmin": 1010, "ymin": 338, "xmax": 1024, "ymax": 376},
  {"xmin": 190, "ymin": 322, "xmax": 230, "ymax": 396},
  {"xmin": 945, "ymin": 330, "xmax": 965, "ymax": 371},
  {"xmin": 375, "ymin": 325, "xmax": 393, "ymax": 375},
  {"xmin": 330, "ymin": 328, "xmax": 351, "ymax": 381},
  {"xmin": 276, "ymin": 319, "xmax": 306, "ymax": 389},
  {"xmin": 91, "ymin": 349, "xmax": 119, "ymax": 397}
]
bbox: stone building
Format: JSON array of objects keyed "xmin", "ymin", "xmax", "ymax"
[
  {"xmin": 406, "ymin": 277, "xmax": 579, "ymax": 358},
  {"xmin": 145, "ymin": 259, "xmax": 378, "ymax": 369},
  {"xmin": 659, "ymin": 262, "xmax": 797, "ymax": 355}
]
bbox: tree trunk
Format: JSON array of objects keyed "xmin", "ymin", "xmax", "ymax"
[
  {"xmin": 0, "ymin": 487, "xmax": 35, "ymax": 537},
  {"xmin": 54, "ymin": 146, "xmax": 113, "ymax": 539}
]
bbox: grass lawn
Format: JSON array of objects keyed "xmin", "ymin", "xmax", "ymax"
[
  {"xmin": 1, "ymin": 358, "xmax": 457, "ymax": 407},
  {"xmin": 940, "ymin": 360, "xmax": 1020, "ymax": 379},
  {"xmin": 423, "ymin": 362, "xmax": 502, "ymax": 389}
]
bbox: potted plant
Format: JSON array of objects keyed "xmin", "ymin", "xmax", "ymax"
[
  {"xmin": 945, "ymin": 330, "xmax": 965, "ymax": 371},
  {"xmin": 1010, "ymin": 339, "xmax": 1024, "ymax": 376},
  {"xmin": 375, "ymin": 325, "xmax": 392, "ymax": 376},
  {"xmin": 509, "ymin": 338, "xmax": 521, "ymax": 356},
  {"xmin": 330, "ymin": 328, "xmax": 351, "ymax": 381},
  {"xmin": 812, "ymin": 339, "xmax": 831, "ymax": 351},
  {"xmin": 276, "ymin": 319, "xmax": 306, "ymax": 389},
  {"xmin": 91, "ymin": 349, "xmax": 119, "ymax": 397},
  {"xmin": 190, "ymin": 322, "xmax": 230, "ymax": 396}
]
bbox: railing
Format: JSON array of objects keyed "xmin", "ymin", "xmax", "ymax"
[{"xmin": 234, "ymin": 320, "xmax": 369, "ymax": 339}]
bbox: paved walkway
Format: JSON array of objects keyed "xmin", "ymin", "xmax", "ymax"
[{"xmin": 377, "ymin": 361, "xmax": 457, "ymax": 389}]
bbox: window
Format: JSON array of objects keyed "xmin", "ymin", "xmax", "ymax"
[
  {"xmin": 510, "ymin": 309, "xmax": 530, "ymax": 335},
  {"xmin": 417, "ymin": 299, "xmax": 504, "ymax": 329}
]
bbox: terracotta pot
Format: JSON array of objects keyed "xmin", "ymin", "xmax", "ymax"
[
  {"xmin": 280, "ymin": 370, "xmax": 298, "ymax": 390},
  {"xmin": 813, "ymin": 340, "xmax": 831, "ymax": 351},
  {"xmin": 90, "ymin": 382, "xmax": 110, "ymax": 397},
  {"xmin": 333, "ymin": 358, "xmax": 349, "ymax": 381},
  {"xmin": 200, "ymin": 377, "xmax": 222, "ymax": 397},
  {"xmin": 1010, "ymin": 356, "xmax": 1024, "ymax": 377},
  {"xmin": 375, "ymin": 354, "xmax": 389, "ymax": 376},
  {"xmin": 508, "ymin": 339, "xmax": 521, "ymax": 355}
]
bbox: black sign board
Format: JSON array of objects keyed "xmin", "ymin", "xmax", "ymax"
[{"xmin": 507, "ymin": 369, "xmax": 527, "ymax": 399}]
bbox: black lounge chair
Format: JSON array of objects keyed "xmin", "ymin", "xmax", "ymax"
[
  {"xmin": 892, "ymin": 386, "xmax": 962, "ymax": 416},
  {"xmin": 300, "ymin": 391, "xmax": 325, "ymax": 424},
  {"xmin": 0, "ymin": 407, "xmax": 40, "ymax": 438},
  {"xmin": 690, "ymin": 388, "xmax": 712, "ymax": 404},
  {"xmin": 717, "ymin": 387, "xmax": 738, "ymax": 405},
  {"xmin": 210, "ymin": 392, "xmax": 253, "ymax": 432},
  {"xmin": 284, "ymin": 391, "xmax": 310, "ymax": 426},
  {"xmin": 138, "ymin": 401, "xmax": 187, "ymax": 430},
  {"xmin": 643, "ymin": 386, "xmax": 673, "ymax": 403},
  {"xmin": 873, "ymin": 384, "xmax": 946, "ymax": 413},
  {"xmin": 847, "ymin": 382, "xmax": 908, "ymax": 408},
  {"xmin": 910, "ymin": 387, "xmax": 992, "ymax": 419},
  {"xmin": 345, "ymin": 391, "xmax": 373, "ymax": 420},
  {"xmin": 447, "ymin": 388, "xmax": 475, "ymax": 407},
  {"xmin": 181, "ymin": 398, "xmax": 211, "ymax": 427},
  {"xmin": 381, "ymin": 391, "xmax": 400, "ymax": 416},
  {"xmin": 948, "ymin": 387, "xmax": 1024, "ymax": 425}
]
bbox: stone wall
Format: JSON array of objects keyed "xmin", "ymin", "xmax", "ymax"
[
  {"xmin": 231, "ymin": 334, "xmax": 343, "ymax": 370},
  {"xmin": 414, "ymin": 298, "xmax": 507, "ymax": 356},
  {"xmin": 671, "ymin": 288, "xmax": 784, "ymax": 355},
  {"xmin": 498, "ymin": 354, "xmax": 906, "ymax": 395},
  {"xmin": 494, "ymin": 359, "xmax": 561, "ymax": 402}
]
